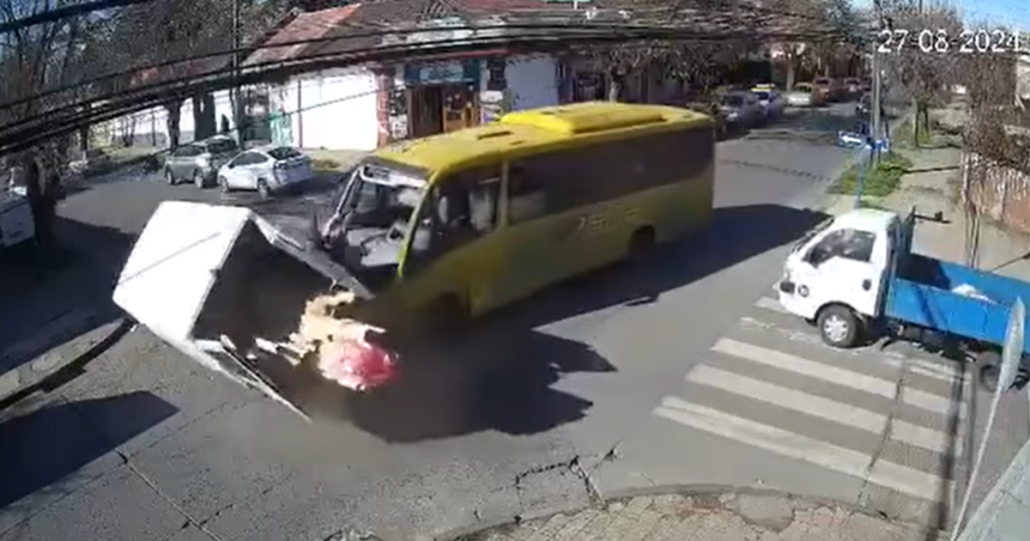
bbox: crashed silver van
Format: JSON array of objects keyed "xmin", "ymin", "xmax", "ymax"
[{"xmin": 112, "ymin": 201, "xmax": 399, "ymax": 419}]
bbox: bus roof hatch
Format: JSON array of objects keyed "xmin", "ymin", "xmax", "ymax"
[{"xmin": 500, "ymin": 102, "xmax": 668, "ymax": 135}]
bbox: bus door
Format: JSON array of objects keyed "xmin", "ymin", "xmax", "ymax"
[{"xmin": 486, "ymin": 163, "xmax": 572, "ymax": 308}]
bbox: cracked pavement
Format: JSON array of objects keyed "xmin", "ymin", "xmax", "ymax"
[{"xmin": 0, "ymin": 104, "xmax": 938, "ymax": 541}]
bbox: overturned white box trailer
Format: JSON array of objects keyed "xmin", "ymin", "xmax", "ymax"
[{"xmin": 112, "ymin": 201, "xmax": 399, "ymax": 420}]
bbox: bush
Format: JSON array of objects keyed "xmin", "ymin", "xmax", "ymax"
[{"xmin": 831, "ymin": 152, "xmax": 912, "ymax": 198}]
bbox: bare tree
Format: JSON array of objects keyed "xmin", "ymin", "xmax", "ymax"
[
  {"xmin": 763, "ymin": 0, "xmax": 831, "ymax": 90},
  {"xmin": 879, "ymin": 0, "xmax": 962, "ymax": 146},
  {"xmin": 0, "ymin": 0, "xmax": 90, "ymax": 251}
]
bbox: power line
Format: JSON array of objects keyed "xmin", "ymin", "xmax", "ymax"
[
  {"xmin": 0, "ymin": 0, "xmax": 153, "ymax": 35},
  {"xmin": 0, "ymin": 25, "xmax": 851, "ymax": 155},
  {"xmin": 0, "ymin": 15, "xmax": 848, "ymax": 127}
]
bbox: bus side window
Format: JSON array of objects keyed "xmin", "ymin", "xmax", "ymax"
[
  {"xmin": 408, "ymin": 168, "xmax": 499, "ymax": 268},
  {"xmin": 507, "ymin": 166, "xmax": 548, "ymax": 224}
]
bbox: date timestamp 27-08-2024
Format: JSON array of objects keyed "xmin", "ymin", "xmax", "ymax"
[{"xmin": 877, "ymin": 28, "xmax": 1025, "ymax": 54}]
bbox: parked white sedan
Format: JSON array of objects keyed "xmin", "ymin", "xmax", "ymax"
[{"xmin": 217, "ymin": 146, "xmax": 315, "ymax": 198}]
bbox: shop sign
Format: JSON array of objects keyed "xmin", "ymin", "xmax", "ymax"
[{"xmin": 405, "ymin": 60, "xmax": 479, "ymax": 85}]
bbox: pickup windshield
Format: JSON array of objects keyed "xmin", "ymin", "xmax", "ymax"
[{"xmin": 792, "ymin": 217, "xmax": 834, "ymax": 253}]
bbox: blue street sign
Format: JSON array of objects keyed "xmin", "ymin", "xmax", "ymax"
[{"xmin": 874, "ymin": 138, "xmax": 891, "ymax": 152}]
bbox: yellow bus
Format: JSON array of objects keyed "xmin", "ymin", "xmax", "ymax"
[
  {"xmin": 112, "ymin": 101, "xmax": 717, "ymax": 412},
  {"xmin": 313, "ymin": 101, "xmax": 717, "ymax": 326}
]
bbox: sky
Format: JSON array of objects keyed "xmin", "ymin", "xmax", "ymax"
[{"xmin": 849, "ymin": 0, "xmax": 1030, "ymax": 31}]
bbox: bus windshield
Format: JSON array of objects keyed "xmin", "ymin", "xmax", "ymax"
[{"xmin": 319, "ymin": 161, "xmax": 427, "ymax": 277}]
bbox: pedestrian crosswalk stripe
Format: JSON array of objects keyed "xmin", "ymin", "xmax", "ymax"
[
  {"xmin": 750, "ymin": 298, "xmax": 970, "ymax": 384},
  {"xmin": 754, "ymin": 297, "xmax": 790, "ymax": 314},
  {"xmin": 711, "ymin": 338, "xmax": 966, "ymax": 419},
  {"xmin": 737, "ymin": 316, "xmax": 970, "ymax": 385},
  {"xmin": 685, "ymin": 365, "xmax": 962, "ymax": 456},
  {"xmin": 653, "ymin": 397, "xmax": 949, "ymax": 501},
  {"xmin": 890, "ymin": 420, "xmax": 964, "ymax": 456}
]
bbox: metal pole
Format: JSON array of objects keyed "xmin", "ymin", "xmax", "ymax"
[
  {"xmin": 871, "ymin": 0, "xmax": 884, "ymax": 159},
  {"xmin": 231, "ymin": 0, "xmax": 241, "ymax": 142}
]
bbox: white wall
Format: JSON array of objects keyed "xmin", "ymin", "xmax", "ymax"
[
  {"xmin": 287, "ymin": 67, "xmax": 379, "ymax": 151},
  {"xmin": 108, "ymin": 90, "xmax": 234, "ymax": 148},
  {"xmin": 505, "ymin": 55, "xmax": 559, "ymax": 111}
]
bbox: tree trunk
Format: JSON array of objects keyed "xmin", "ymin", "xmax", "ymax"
[
  {"xmin": 166, "ymin": 100, "xmax": 182, "ymax": 149},
  {"xmin": 193, "ymin": 92, "xmax": 217, "ymax": 141},
  {"xmin": 79, "ymin": 104, "xmax": 91, "ymax": 152},
  {"xmin": 607, "ymin": 71, "xmax": 621, "ymax": 102},
  {"xmin": 21, "ymin": 153, "xmax": 57, "ymax": 253},
  {"xmin": 785, "ymin": 55, "xmax": 797, "ymax": 91}
]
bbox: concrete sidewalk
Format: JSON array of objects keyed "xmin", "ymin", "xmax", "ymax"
[
  {"xmin": 446, "ymin": 490, "xmax": 945, "ymax": 541},
  {"xmin": 957, "ymin": 438, "xmax": 1030, "ymax": 541}
]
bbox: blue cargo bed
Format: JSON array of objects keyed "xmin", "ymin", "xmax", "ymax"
[{"xmin": 885, "ymin": 254, "xmax": 1030, "ymax": 353}]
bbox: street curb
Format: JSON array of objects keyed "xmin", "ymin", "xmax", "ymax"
[
  {"xmin": 0, "ymin": 316, "xmax": 134, "ymax": 411},
  {"xmin": 431, "ymin": 484, "xmax": 946, "ymax": 541}
]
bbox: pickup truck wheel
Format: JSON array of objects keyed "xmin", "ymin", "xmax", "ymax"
[
  {"xmin": 978, "ymin": 351, "xmax": 1003, "ymax": 393},
  {"xmin": 817, "ymin": 305, "xmax": 860, "ymax": 348}
]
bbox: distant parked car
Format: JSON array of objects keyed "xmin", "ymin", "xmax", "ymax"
[
  {"xmin": 719, "ymin": 91, "xmax": 764, "ymax": 128},
  {"xmin": 217, "ymin": 145, "xmax": 315, "ymax": 198},
  {"xmin": 813, "ymin": 77, "xmax": 841, "ymax": 102},
  {"xmin": 752, "ymin": 87, "xmax": 786, "ymax": 120},
  {"xmin": 68, "ymin": 148, "xmax": 112, "ymax": 176},
  {"xmin": 685, "ymin": 96, "xmax": 728, "ymax": 137},
  {"xmin": 163, "ymin": 135, "xmax": 240, "ymax": 188},
  {"xmin": 843, "ymin": 77, "xmax": 863, "ymax": 99},
  {"xmin": 0, "ymin": 189, "xmax": 35, "ymax": 253},
  {"xmin": 784, "ymin": 83, "xmax": 823, "ymax": 107}
]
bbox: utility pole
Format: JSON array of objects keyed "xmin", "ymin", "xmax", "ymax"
[
  {"xmin": 870, "ymin": 0, "xmax": 884, "ymax": 156},
  {"xmin": 231, "ymin": 0, "xmax": 242, "ymax": 143}
]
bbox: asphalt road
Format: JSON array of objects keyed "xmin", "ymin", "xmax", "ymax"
[{"xmin": 4, "ymin": 103, "xmax": 1023, "ymax": 541}]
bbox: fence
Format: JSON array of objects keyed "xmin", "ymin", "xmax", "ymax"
[{"xmin": 962, "ymin": 152, "xmax": 1030, "ymax": 234}]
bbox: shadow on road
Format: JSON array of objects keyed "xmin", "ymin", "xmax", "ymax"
[
  {"xmin": 0, "ymin": 391, "xmax": 177, "ymax": 510},
  {"xmin": 0, "ymin": 217, "xmax": 134, "ymax": 374},
  {"xmin": 298, "ymin": 203, "xmax": 826, "ymax": 443},
  {"xmin": 501, "ymin": 203, "xmax": 828, "ymax": 329}
]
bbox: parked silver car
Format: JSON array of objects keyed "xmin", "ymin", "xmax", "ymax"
[
  {"xmin": 163, "ymin": 136, "xmax": 240, "ymax": 188},
  {"xmin": 217, "ymin": 145, "xmax": 314, "ymax": 198}
]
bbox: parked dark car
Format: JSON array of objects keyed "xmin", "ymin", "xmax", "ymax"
[{"xmin": 685, "ymin": 97, "xmax": 728, "ymax": 137}]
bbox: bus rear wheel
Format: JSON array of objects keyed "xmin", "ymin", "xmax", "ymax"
[{"xmin": 627, "ymin": 226, "xmax": 656, "ymax": 264}]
